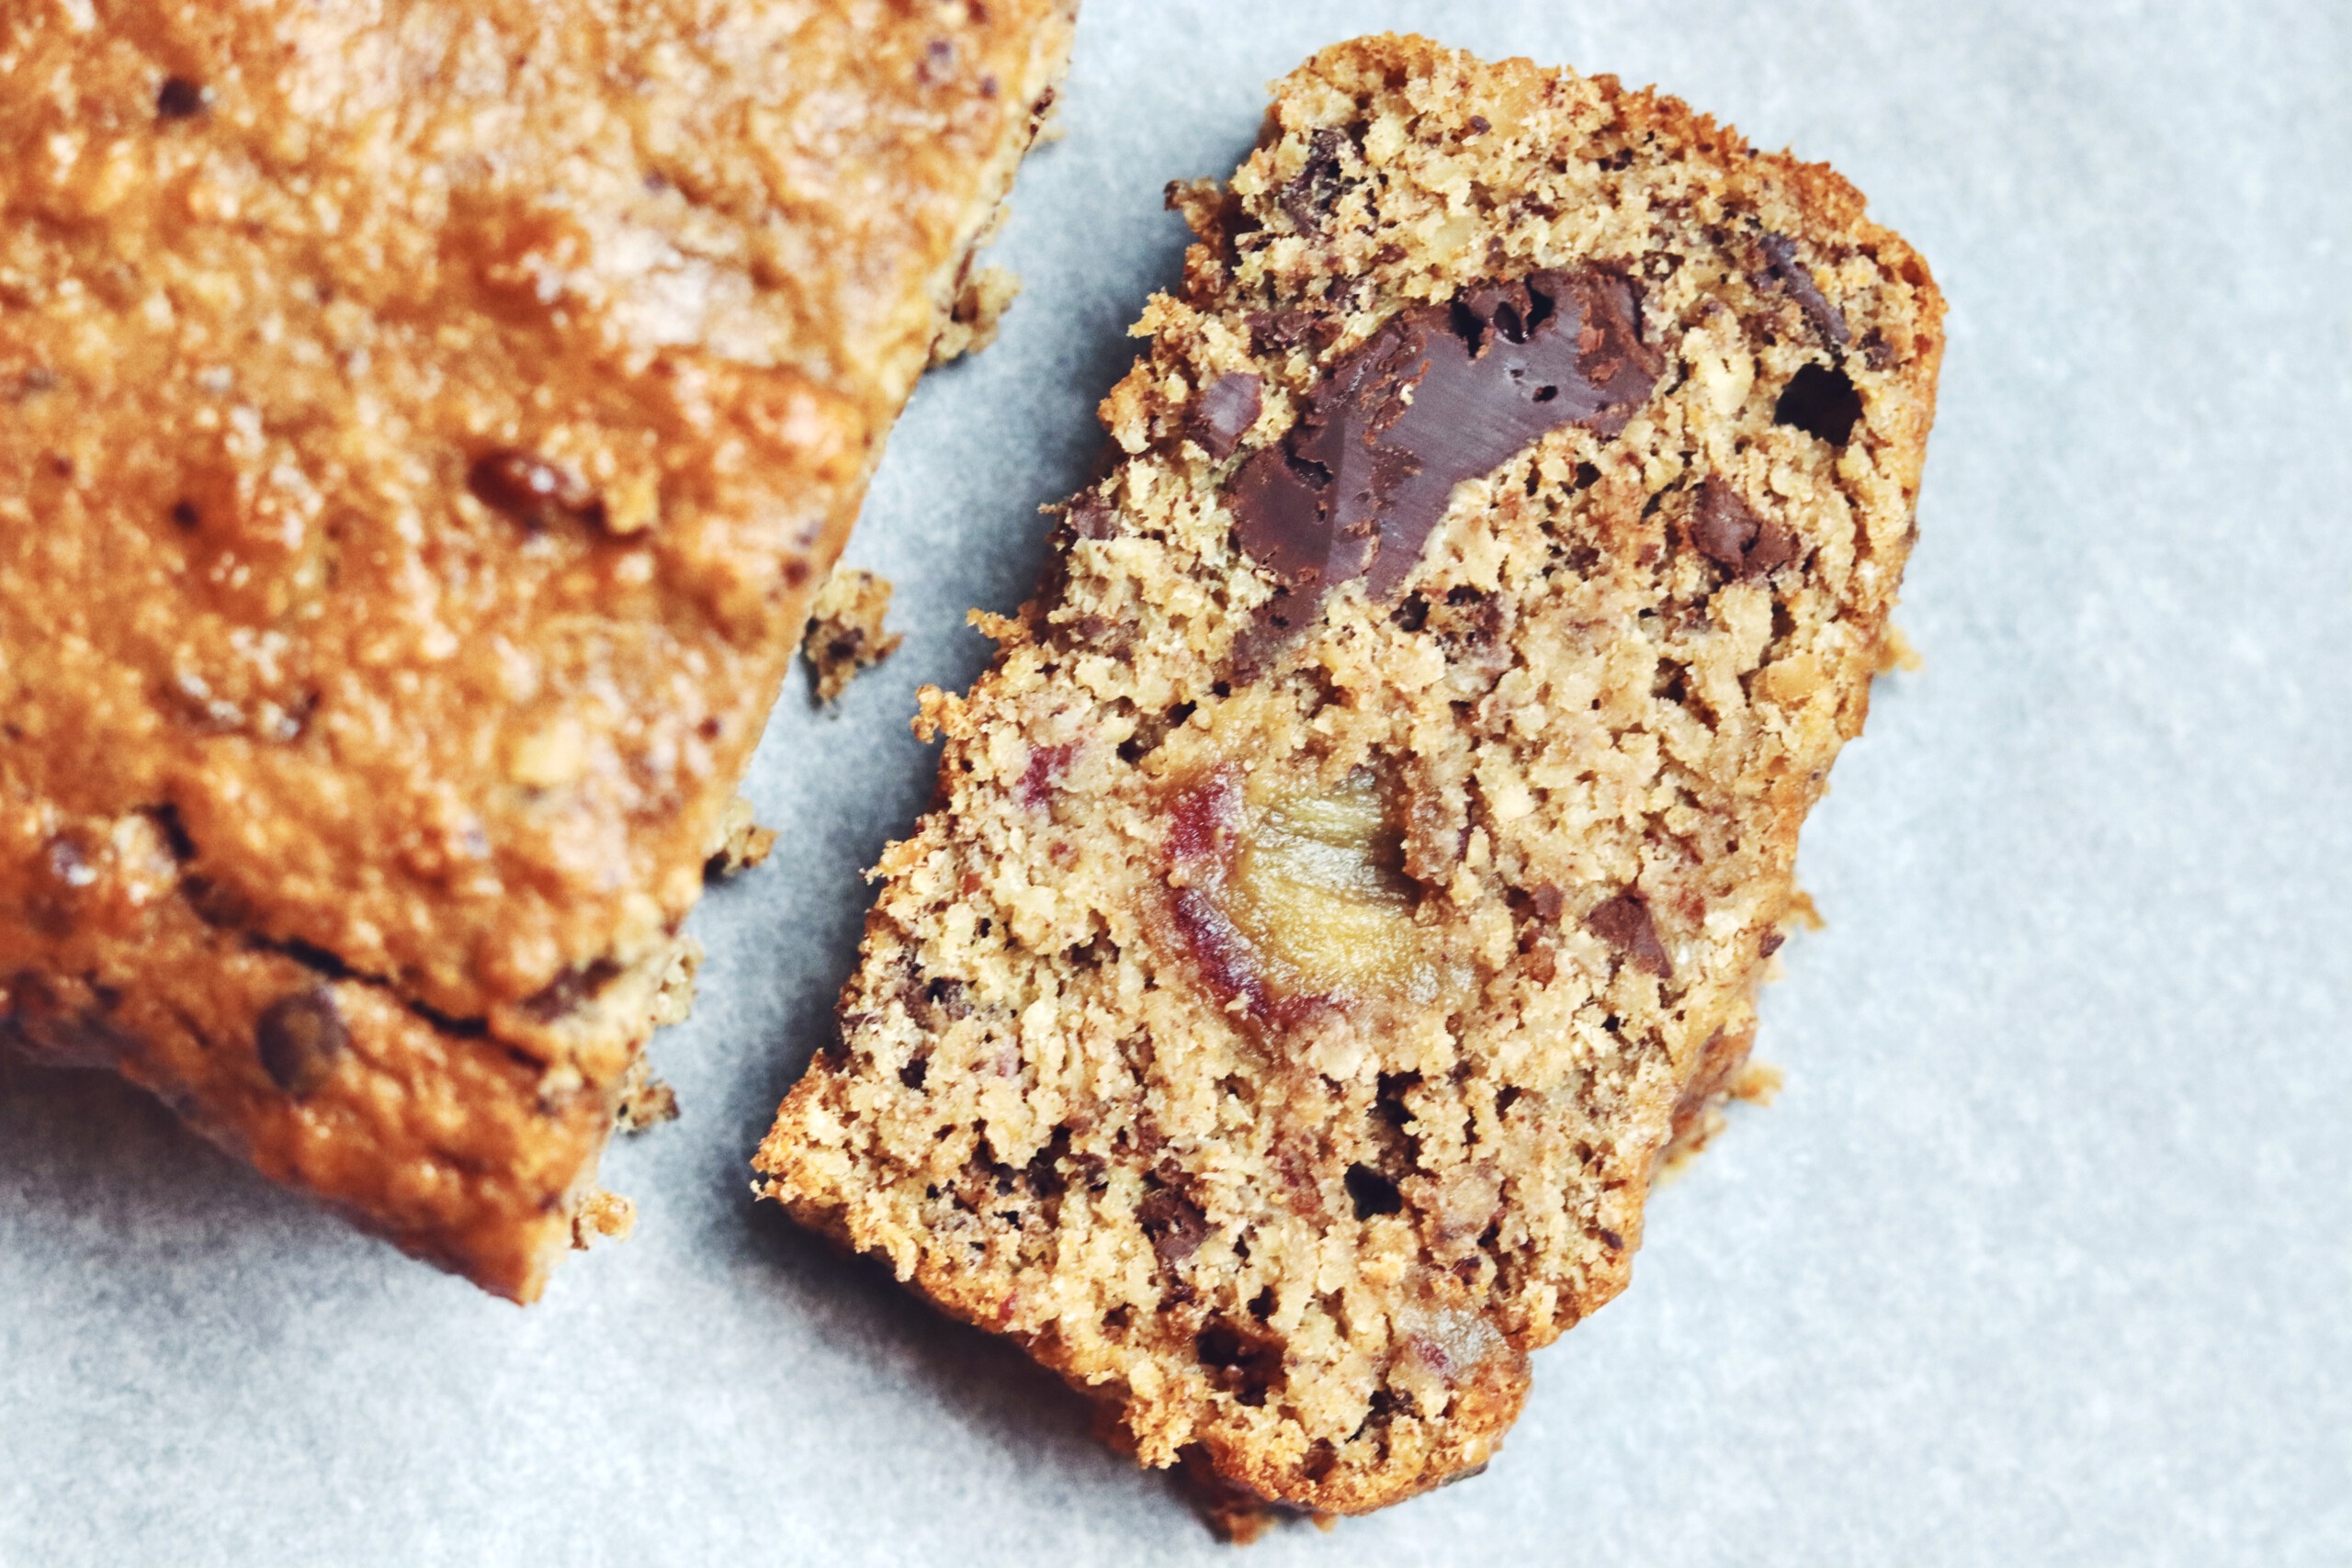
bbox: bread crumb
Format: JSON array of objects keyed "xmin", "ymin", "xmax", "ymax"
[
  {"xmin": 1875, "ymin": 624, "xmax": 1924, "ymax": 673},
  {"xmin": 1731, "ymin": 1060, "xmax": 1784, "ymax": 1106},
  {"xmin": 650, "ymin": 937, "xmax": 701, "ymax": 1029},
  {"xmin": 929, "ymin": 264, "xmax": 1022, "ymax": 367},
  {"xmin": 803, "ymin": 567, "xmax": 903, "ymax": 705},
  {"xmin": 705, "ymin": 795, "xmax": 776, "ymax": 880},
  {"xmin": 571, "ymin": 1189, "xmax": 636, "ymax": 1248},
  {"xmin": 615, "ymin": 1050, "xmax": 683, "ymax": 1134}
]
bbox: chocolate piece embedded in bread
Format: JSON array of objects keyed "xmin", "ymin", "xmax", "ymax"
[
  {"xmin": 0, "ymin": 0, "xmax": 1077, "ymax": 1301},
  {"xmin": 758, "ymin": 34, "xmax": 1942, "ymax": 1525}
]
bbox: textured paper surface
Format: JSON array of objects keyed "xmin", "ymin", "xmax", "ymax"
[{"xmin": 4, "ymin": 3, "xmax": 2347, "ymax": 1562}]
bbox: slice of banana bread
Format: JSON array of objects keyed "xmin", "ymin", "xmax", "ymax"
[
  {"xmin": 758, "ymin": 33, "xmax": 1942, "ymax": 1524},
  {"xmin": 0, "ymin": 0, "xmax": 1076, "ymax": 1302}
]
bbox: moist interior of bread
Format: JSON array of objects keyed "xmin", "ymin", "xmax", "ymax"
[{"xmin": 761, "ymin": 36, "xmax": 1940, "ymax": 1522}]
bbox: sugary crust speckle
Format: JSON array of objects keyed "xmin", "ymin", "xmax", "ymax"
[{"xmin": 0, "ymin": 0, "xmax": 1076, "ymax": 1299}]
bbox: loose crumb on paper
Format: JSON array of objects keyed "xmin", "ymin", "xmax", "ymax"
[
  {"xmin": 929, "ymin": 264, "xmax": 1022, "ymax": 367},
  {"xmin": 803, "ymin": 567, "xmax": 904, "ymax": 705}
]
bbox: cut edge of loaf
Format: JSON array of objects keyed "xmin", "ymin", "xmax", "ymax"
[{"xmin": 761, "ymin": 30, "xmax": 1943, "ymax": 1521}]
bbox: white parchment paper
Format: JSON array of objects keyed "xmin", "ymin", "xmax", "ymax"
[{"xmin": 5, "ymin": 2, "xmax": 2347, "ymax": 1562}]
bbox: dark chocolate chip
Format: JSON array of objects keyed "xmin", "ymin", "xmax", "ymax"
[
  {"xmin": 467, "ymin": 450, "xmax": 606, "ymax": 531},
  {"xmin": 916, "ymin": 38, "xmax": 956, "ymax": 86},
  {"xmin": 169, "ymin": 499, "xmax": 200, "ymax": 530},
  {"xmin": 1530, "ymin": 884, "xmax": 1566, "ymax": 923},
  {"xmin": 1062, "ymin": 493, "xmax": 1116, "ymax": 540},
  {"xmin": 1586, "ymin": 889, "xmax": 1673, "ymax": 978},
  {"xmin": 255, "ymin": 987, "xmax": 348, "ymax": 1097},
  {"xmin": 1774, "ymin": 363, "xmax": 1863, "ymax": 447},
  {"xmin": 1189, "ymin": 373, "xmax": 1262, "ymax": 459},
  {"xmin": 1138, "ymin": 1186, "xmax": 1209, "ymax": 1265},
  {"xmin": 1465, "ymin": 114, "xmax": 1491, "ymax": 136},
  {"xmin": 1758, "ymin": 927, "xmax": 1786, "ymax": 958},
  {"xmin": 155, "ymin": 77, "xmax": 206, "ymax": 119},
  {"xmin": 1344, "ymin": 1164, "xmax": 1404, "ymax": 1220},
  {"xmin": 1279, "ymin": 128, "xmax": 1349, "ymax": 231},
  {"xmin": 1758, "ymin": 232, "xmax": 1850, "ymax": 347},
  {"xmin": 1225, "ymin": 267, "xmax": 1663, "ymax": 663},
  {"xmin": 1687, "ymin": 479, "xmax": 1799, "ymax": 579}
]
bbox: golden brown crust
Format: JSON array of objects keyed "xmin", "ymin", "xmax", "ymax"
[
  {"xmin": 0, "ymin": 0, "xmax": 1076, "ymax": 1298},
  {"xmin": 762, "ymin": 32, "xmax": 1942, "ymax": 1517}
]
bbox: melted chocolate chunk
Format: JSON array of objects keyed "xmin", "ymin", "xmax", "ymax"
[
  {"xmin": 255, "ymin": 987, "xmax": 349, "ymax": 1097},
  {"xmin": 1139, "ymin": 1186, "xmax": 1210, "ymax": 1265},
  {"xmin": 1196, "ymin": 1318, "xmax": 1284, "ymax": 1405},
  {"xmin": 1227, "ymin": 268, "xmax": 1662, "ymax": 665},
  {"xmin": 155, "ymin": 77, "xmax": 206, "ymax": 119},
  {"xmin": 1280, "ymin": 128, "xmax": 1349, "ymax": 231},
  {"xmin": 1345, "ymin": 1164, "xmax": 1405, "ymax": 1219},
  {"xmin": 1062, "ymin": 492, "xmax": 1117, "ymax": 541},
  {"xmin": 1774, "ymin": 363, "xmax": 1863, "ymax": 447},
  {"xmin": 1688, "ymin": 479, "xmax": 1799, "ymax": 579},
  {"xmin": 1586, "ymin": 889, "xmax": 1673, "ymax": 979},
  {"xmin": 1190, "ymin": 373, "xmax": 1262, "ymax": 459},
  {"xmin": 1758, "ymin": 232, "xmax": 1850, "ymax": 347},
  {"xmin": 468, "ymin": 450, "xmax": 607, "ymax": 531}
]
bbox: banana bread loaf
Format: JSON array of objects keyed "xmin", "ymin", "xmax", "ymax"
[{"xmin": 0, "ymin": 0, "xmax": 1077, "ymax": 1301}]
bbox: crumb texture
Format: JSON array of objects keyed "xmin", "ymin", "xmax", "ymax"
[
  {"xmin": 0, "ymin": 0, "xmax": 1076, "ymax": 1298},
  {"xmin": 761, "ymin": 34, "xmax": 1942, "ymax": 1517}
]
